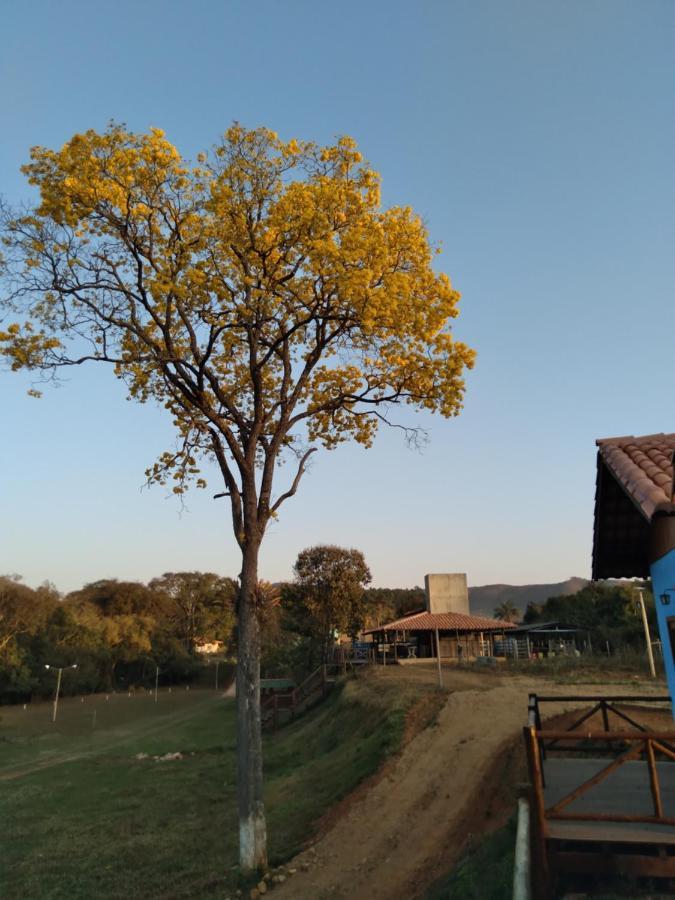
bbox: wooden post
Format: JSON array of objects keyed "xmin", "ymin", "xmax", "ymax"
[
  {"xmin": 601, "ymin": 699, "xmax": 610, "ymax": 733},
  {"xmin": 523, "ymin": 725, "xmax": 550, "ymax": 898},
  {"xmin": 435, "ymin": 628, "xmax": 443, "ymax": 688},
  {"xmin": 646, "ymin": 739, "xmax": 664, "ymax": 818},
  {"xmin": 527, "ymin": 694, "xmax": 536, "ymax": 727}
]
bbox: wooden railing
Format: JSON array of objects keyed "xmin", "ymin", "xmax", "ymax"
[
  {"xmin": 523, "ymin": 693, "xmax": 675, "ymax": 896},
  {"xmin": 525, "ymin": 727, "xmax": 675, "ymax": 826},
  {"xmin": 528, "ymin": 692, "xmax": 671, "ymax": 732},
  {"xmin": 261, "ymin": 663, "xmax": 339, "ymax": 731},
  {"xmin": 528, "ymin": 692, "xmax": 672, "ymax": 763}
]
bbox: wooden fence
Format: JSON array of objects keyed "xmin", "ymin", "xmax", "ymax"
[
  {"xmin": 261, "ymin": 663, "xmax": 340, "ymax": 731},
  {"xmin": 523, "ymin": 693, "xmax": 675, "ymax": 896}
]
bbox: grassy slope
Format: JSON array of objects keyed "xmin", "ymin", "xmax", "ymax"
[
  {"xmin": 0, "ymin": 675, "xmax": 438, "ymax": 900},
  {"xmin": 425, "ymin": 819, "xmax": 516, "ymax": 900}
]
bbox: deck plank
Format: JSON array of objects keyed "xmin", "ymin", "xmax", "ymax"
[{"xmin": 543, "ymin": 758, "xmax": 675, "ymax": 844}]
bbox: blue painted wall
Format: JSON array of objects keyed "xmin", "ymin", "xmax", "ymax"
[{"xmin": 650, "ymin": 548, "xmax": 675, "ymax": 716}]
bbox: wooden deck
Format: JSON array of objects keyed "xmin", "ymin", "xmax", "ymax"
[
  {"xmin": 524, "ymin": 695, "xmax": 675, "ymax": 894},
  {"xmin": 544, "ymin": 757, "xmax": 675, "ymax": 844}
]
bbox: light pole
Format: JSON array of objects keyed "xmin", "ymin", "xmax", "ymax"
[
  {"xmin": 45, "ymin": 663, "xmax": 77, "ymax": 723},
  {"xmin": 636, "ymin": 588, "xmax": 656, "ymax": 679}
]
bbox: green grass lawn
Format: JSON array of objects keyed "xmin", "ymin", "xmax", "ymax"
[
  {"xmin": 0, "ymin": 674, "xmax": 438, "ymax": 899},
  {"xmin": 425, "ymin": 818, "xmax": 516, "ymax": 900}
]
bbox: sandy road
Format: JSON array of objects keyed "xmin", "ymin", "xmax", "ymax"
[{"xmin": 271, "ymin": 670, "xmax": 668, "ymax": 900}]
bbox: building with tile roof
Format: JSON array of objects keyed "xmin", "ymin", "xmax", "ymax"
[
  {"xmin": 364, "ymin": 578, "xmax": 516, "ymax": 660},
  {"xmin": 592, "ymin": 432, "xmax": 675, "ymax": 711}
]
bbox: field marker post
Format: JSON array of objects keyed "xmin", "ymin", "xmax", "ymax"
[
  {"xmin": 155, "ymin": 666, "xmax": 159, "ymax": 703},
  {"xmin": 54, "ymin": 668, "xmax": 63, "ymax": 720},
  {"xmin": 45, "ymin": 663, "xmax": 77, "ymax": 723},
  {"xmin": 435, "ymin": 628, "xmax": 443, "ymax": 688}
]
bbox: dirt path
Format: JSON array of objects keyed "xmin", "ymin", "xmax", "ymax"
[{"xmin": 271, "ymin": 670, "xmax": 668, "ymax": 900}]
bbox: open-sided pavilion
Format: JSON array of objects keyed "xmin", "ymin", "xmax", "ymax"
[{"xmin": 364, "ymin": 609, "xmax": 515, "ymax": 661}]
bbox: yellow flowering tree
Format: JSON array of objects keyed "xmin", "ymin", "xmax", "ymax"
[{"xmin": 0, "ymin": 124, "xmax": 475, "ymax": 870}]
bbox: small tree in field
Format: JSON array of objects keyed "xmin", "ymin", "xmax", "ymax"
[
  {"xmin": 290, "ymin": 545, "xmax": 372, "ymax": 663},
  {"xmin": 0, "ymin": 124, "xmax": 474, "ymax": 869}
]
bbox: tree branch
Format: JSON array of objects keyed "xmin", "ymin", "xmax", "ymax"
[{"xmin": 269, "ymin": 447, "xmax": 317, "ymax": 516}]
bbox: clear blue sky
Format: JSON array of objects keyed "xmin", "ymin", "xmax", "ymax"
[{"xmin": 2, "ymin": 0, "xmax": 674, "ymax": 593}]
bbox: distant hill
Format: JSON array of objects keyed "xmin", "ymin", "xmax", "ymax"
[{"xmin": 469, "ymin": 577, "xmax": 589, "ymax": 619}]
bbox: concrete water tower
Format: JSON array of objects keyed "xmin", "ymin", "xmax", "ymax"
[{"xmin": 424, "ymin": 573, "xmax": 469, "ymax": 615}]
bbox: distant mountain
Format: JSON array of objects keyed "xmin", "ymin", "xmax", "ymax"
[{"xmin": 469, "ymin": 577, "xmax": 589, "ymax": 619}]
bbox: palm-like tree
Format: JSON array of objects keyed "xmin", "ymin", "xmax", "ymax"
[{"xmin": 494, "ymin": 600, "xmax": 520, "ymax": 623}]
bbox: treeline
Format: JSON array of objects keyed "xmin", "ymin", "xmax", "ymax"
[
  {"xmin": 362, "ymin": 587, "xmax": 426, "ymax": 624},
  {"xmin": 1, "ymin": 545, "xmax": 378, "ymax": 703},
  {"xmin": 5, "ymin": 566, "xmax": 654, "ymax": 704},
  {"xmin": 523, "ymin": 581, "xmax": 657, "ymax": 652},
  {"xmin": 0, "ymin": 572, "xmax": 236, "ymax": 704}
]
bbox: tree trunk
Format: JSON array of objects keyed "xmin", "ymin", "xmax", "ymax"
[{"xmin": 236, "ymin": 538, "xmax": 267, "ymax": 872}]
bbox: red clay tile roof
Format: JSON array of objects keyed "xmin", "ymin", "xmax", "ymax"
[
  {"xmin": 596, "ymin": 433, "xmax": 675, "ymax": 521},
  {"xmin": 365, "ymin": 611, "xmax": 516, "ymax": 633}
]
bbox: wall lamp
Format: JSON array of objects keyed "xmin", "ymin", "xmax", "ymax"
[{"xmin": 660, "ymin": 591, "xmax": 672, "ymax": 607}]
